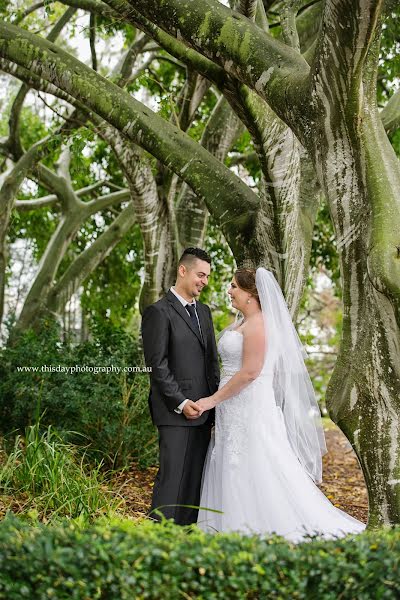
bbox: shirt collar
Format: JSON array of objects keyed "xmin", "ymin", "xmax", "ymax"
[{"xmin": 170, "ymin": 286, "xmax": 196, "ymax": 307}]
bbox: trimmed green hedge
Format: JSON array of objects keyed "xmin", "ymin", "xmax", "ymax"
[{"xmin": 0, "ymin": 516, "xmax": 399, "ymax": 599}]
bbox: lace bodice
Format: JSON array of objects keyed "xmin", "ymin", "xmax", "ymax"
[{"xmin": 218, "ymin": 330, "xmax": 243, "ymax": 377}]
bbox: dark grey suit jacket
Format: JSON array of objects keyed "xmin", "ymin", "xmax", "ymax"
[{"xmin": 141, "ymin": 290, "xmax": 220, "ymax": 427}]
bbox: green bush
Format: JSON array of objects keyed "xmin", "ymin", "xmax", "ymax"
[
  {"xmin": 0, "ymin": 423, "xmax": 121, "ymax": 523},
  {"xmin": 0, "ymin": 319, "xmax": 157, "ymax": 468},
  {"xmin": 0, "ymin": 516, "xmax": 398, "ymax": 599}
]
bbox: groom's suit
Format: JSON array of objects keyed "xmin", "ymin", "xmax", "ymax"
[{"xmin": 141, "ymin": 289, "xmax": 220, "ymax": 525}]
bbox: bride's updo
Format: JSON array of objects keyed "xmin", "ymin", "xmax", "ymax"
[{"xmin": 234, "ymin": 268, "xmax": 261, "ymax": 307}]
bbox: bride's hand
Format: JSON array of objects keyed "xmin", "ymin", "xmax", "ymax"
[{"xmin": 196, "ymin": 396, "xmax": 216, "ymax": 414}]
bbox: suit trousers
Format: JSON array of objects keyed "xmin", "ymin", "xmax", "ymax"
[{"xmin": 150, "ymin": 423, "xmax": 212, "ymax": 526}]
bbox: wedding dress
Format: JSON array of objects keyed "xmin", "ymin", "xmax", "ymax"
[{"xmin": 197, "ymin": 271, "xmax": 366, "ymax": 543}]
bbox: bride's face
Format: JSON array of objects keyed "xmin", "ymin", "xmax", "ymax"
[{"xmin": 228, "ymin": 277, "xmax": 250, "ymax": 311}]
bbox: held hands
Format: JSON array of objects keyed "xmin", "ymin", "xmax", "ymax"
[
  {"xmin": 182, "ymin": 397, "xmax": 216, "ymax": 419},
  {"xmin": 182, "ymin": 400, "xmax": 202, "ymax": 420},
  {"xmin": 196, "ymin": 396, "xmax": 216, "ymax": 416}
]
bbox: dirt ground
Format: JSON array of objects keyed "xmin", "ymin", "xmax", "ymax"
[{"xmin": 115, "ymin": 423, "xmax": 369, "ymax": 523}]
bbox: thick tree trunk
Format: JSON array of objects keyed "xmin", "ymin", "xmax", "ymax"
[
  {"xmin": 222, "ymin": 80, "xmax": 320, "ymax": 314},
  {"xmin": 308, "ymin": 0, "xmax": 400, "ymax": 526},
  {"xmin": 94, "ymin": 123, "xmax": 169, "ymax": 310},
  {"xmin": 316, "ymin": 114, "xmax": 400, "ymax": 527}
]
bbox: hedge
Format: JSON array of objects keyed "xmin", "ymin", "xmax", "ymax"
[{"xmin": 0, "ymin": 515, "xmax": 399, "ymax": 599}]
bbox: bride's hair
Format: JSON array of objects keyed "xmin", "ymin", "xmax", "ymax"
[{"xmin": 234, "ymin": 268, "xmax": 261, "ymax": 307}]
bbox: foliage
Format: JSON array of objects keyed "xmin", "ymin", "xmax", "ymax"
[
  {"xmin": 310, "ymin": 201, "xmax": 341, "ymax": 294},
  {"xmin": 0, "ymin": 421, "xmax": 121, "ymax": 523},
  {"xmin": 0, "ymin": 515, "xmax": 399, "ymax": 599},
  {"xmin": 201, "ymin": 216, "xmax": 236, "ymax": 332},
  {"xmin": 79, "ymin": 222, "xmax": 144, "ymax": 330},
  {"xmin": 377, "ymin": 7, "xmax": 400, "ymax": 106},
  {"xmin": 0, "ymin": 319, "xmax": 157, "ymax": 469}
]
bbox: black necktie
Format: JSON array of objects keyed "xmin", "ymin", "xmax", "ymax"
[{"xmin": 186, "ymin": 303, "xmax": 202, "ymax": 341}]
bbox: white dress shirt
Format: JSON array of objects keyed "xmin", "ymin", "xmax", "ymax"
[{"xmin": 170, "ymin": 286, "xmax": 202, "ymax": 414}]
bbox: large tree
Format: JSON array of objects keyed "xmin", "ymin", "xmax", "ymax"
[{"xmin": 0, "ymin": 0, "xmax": 399, "ymax": 526}]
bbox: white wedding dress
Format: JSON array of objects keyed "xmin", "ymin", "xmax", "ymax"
[{"xmin": 197, "ymin": 329, "xmax": 366, "ymax": 543}]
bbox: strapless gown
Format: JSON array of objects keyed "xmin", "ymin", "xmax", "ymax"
[{"xmin": 197, "ymin": 330, "xmax": 366, "ymax": 542}]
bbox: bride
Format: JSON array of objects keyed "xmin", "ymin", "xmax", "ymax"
[{"xmin": 195, "ymin": 267, "xmax": 365, "ymax": 542}]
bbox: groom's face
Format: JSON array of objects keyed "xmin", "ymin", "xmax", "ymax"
[{"xmin": 180, "ymin": 259, "xmax": 211, "ymax": 299}]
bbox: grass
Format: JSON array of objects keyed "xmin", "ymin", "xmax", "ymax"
[{"xmin": 0, "ymin": 422, "xmax": 124, "ymax": 524}]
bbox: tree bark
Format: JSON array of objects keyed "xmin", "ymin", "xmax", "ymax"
[{"xmin": 307, "ymin": 0, "xmax": 400, "ymax": 526}]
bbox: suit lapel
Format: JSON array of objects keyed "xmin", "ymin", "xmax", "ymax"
[{"xmin": 167, "ymin": 291, "xmax": 205, "ymax": 347}]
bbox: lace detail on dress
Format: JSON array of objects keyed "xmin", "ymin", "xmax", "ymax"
[
  {"xmin": 218, "ymin": 329, "xmax": 243, "ymax": 377},
  {"xmin": 198, "ymin": 329, "xmax": 365, "ymax": 541},
  {"xmin": 215, "ymin": 330, "xmax": 248, "ymax": 466}
]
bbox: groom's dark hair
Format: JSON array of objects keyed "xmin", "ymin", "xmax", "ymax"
[{"xmin": 178, "ymin": 247, "xmax": 211, "ymax": 268}]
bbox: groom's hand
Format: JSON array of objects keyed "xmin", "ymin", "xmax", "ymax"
[{"xmin": 183, "ymin": 400, "xmax": 202, "ymax": 420}]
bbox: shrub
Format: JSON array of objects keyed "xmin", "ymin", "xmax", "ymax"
[
  {"xmin": 0, "ymin": 319, "xmax": 157, "ymax": 468},
  {"xmin": 0, "ymin": 516, "xmax": 398, "ymax": 599}
]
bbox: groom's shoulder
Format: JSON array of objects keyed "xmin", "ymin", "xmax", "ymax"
[
  {"xmin": 143, "ymin": 296, "xmax": 168, "ymax": 314},
  {"xmin": 142, "ymin": 292, "xmax": 173, "ymax": 318}
]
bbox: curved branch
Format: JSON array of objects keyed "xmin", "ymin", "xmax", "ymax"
[
  {"xmin": 0, "ymin": 58, "xmax": 80, "ymax": 107},
  {"xmin": 83, "ymin": 188, "xmax": 131, "ymax": 214},
  {"xmin": 13, "ymin": 2, "xmax": 47, "ymax": 24},
  {"xmin": 6, "ymin": 6, "xmax": 77, "ymax": 158},
  {"xmin": 14, "ymin": 180, "xmax": 116, "ymax": 211},
  {"xmin": 111, "ymin": 0, "xmax": 309, "ymax": 126},
  {"xmin": 15, "ymin": 196, "xmax": 59, "ymax": 211},
  {"xmin": 0, "ymin": 22, "xmax": 260, "ymax": 253}
]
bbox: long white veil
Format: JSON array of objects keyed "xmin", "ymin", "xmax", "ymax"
[{"xmin": 256, "ymin": 267, "xmax": 327, "ymax": 483}]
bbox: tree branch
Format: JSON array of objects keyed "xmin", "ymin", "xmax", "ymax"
[
  {"xmin": 47, "ymin": 203, "xmax": 136, "ymax": 313},
  {"xmin": 280, "ymin": 1, "xmax": 302, "ymax": 51},
  {"xmin": 6, "ymin": 6, "xmax": 77, "ymax": 158},
  {"xmin": 381, "ymin": 88, "xmax": 400, "ymax": 136},
  {"xmin": 89, "ymin": 12, "xmax": 97, "ymax": 71},
  {"xmin": 15, "ymin": 196, "xmax": 59, "ymax": 211},
  {"xmin": 0, "ymin": 58, "xmax": 80, "ymax": 108},
  {"xmin": 0, "ymin": 138, "xmax": 51, "ymax": 323},
  {"xmin": 0, "ymin": 22, "xmax": 260, "ymax": 251},
  {"xmin": 239, "ymin": 0, "xmax": 258, "ymax": 20},
  {"xmin": 14, "ymin": 179, "xmax": 116, "ymax": 211},
  {"xmin": 112, "ymin": 0, "xmax": 309, "ymax": 125},
  {"xmin": 13, "ymin": 1, "xmax": 47, "ymax": 24},
  {"xmin": 83, "ymin": 188, "xmax": 131, "ymax": 214}
]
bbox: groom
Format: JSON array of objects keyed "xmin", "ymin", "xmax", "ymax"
[{"xmin": 141, "ymin": 247, "xmax": 220, "ymax": 525}]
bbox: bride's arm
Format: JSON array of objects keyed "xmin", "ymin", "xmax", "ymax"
[{"xmin": 197, "ymin": 317, "xmax": 265, "ymax": 410}]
